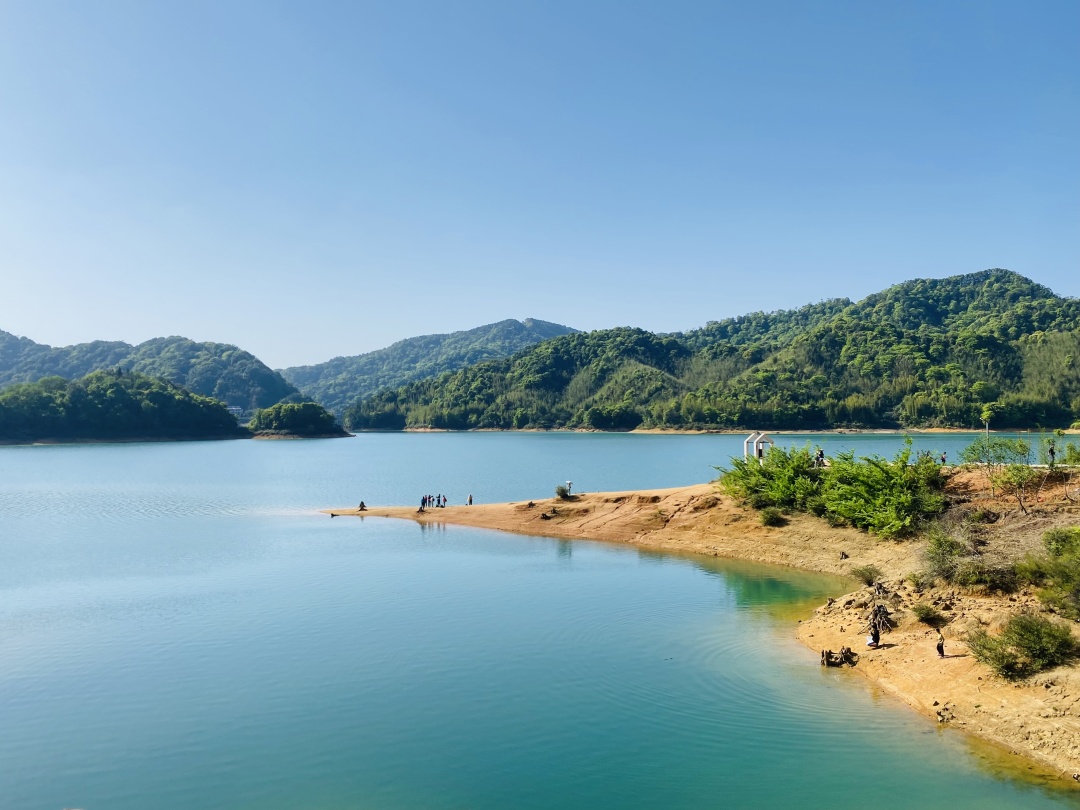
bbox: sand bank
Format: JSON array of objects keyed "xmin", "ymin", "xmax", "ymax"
[{"xmin": 325, "ymin": 484, "xmax": 1080, "ymax": 783}]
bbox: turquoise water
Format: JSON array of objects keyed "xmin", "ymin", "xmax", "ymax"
[{"xmin": 1, "ymin": 434, "xmax": 1077, "ymax": 809}]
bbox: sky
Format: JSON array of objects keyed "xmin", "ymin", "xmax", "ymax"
[{"xmin": 0, "ymin": 1, "xmax": 1077, "ymax": 368}]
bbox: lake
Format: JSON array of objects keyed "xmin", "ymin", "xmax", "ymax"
[{"xmin": 1, "ymin": 432, "xmax": 1077, "ymax": 808}]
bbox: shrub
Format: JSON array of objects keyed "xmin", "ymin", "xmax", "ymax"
[
  {"xmin": 759, "ymin": 507, "xmax": 786, "ymax": 527},
  {"xmin": 821, "ymin": 442, "xmax": 945, "ymax": 538},
  {"xmin": 908, "ymin": 570, "xmax": 934, "ymax": 593},
  {"xmin": 954, "ymin": 560, "xmax": 1018, "ymax": 593},
  {"xmin": 851, "ymin": 564, "xmax": 883, "ymax": 586},
  {"xmin": 924, "ymin": 530, "xmax": 967, "ymax": 583},
  {"xmin": 1043, "ymin": 527, "xmax": 1080, "ymax": 557},
  {"xmin": 719, "ymin": 445, "xmax": 823, "ymax": 510},
  {"xmin": 720, "ymin": 438, "xmax": 946, "ymax": 539},
  {"xmin": 966, "ymin": 613, "xmax": 1078, "ymax": 680},
  {"xmin": 805, "ymin": 495, "xmax": 827, "ymax": 517},
  {"xmin": 1014, "ymin": 551, "xmax": 1080, "ymax": 620},
  {"xmin": 554, "ymin": 484, "xmax": 571, "ymax": 500},
  {"xmin": 912, "ymin": 603, "xmax": 944, "ymax": 625}
]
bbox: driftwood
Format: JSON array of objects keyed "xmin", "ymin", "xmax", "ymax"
[{"xmin": 821, "ymin": 646, "xmax": 858, "ymax": 667}]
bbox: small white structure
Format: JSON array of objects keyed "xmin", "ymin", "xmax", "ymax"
[{"xmin": 743, "ymin": 431, "xmax": 774, "ymax": 463}]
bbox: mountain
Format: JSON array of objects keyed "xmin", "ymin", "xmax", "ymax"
[
  {"xmin": 0, "ymin": 333, "xmax": 299, "ymax": 411},
  {"xmin": 0, "ymin": 370, "xmax": 250, "ymax": 443},
  {"xmin": 280, "ymin": 318, "xmax": 576, "ymax": 415},
  {"xmin": 344, "ymin": 270, "xmax": 1080, "ymax": 431}
]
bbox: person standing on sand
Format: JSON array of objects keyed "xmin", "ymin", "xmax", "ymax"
[
  {"xmin": 468, "ymin": 494, "xmax": 473, "ymax": 506},
  {"xmin": 936, "ymin": 630, "xmax": 945, "ymax": 658}
]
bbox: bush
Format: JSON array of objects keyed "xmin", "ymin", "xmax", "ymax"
[
  {"xmin": 954, "ymin": 560, "xmax": 1018, "ymax": 593},
  {"xmin": 720, "ymin": 439, "xmax": 946, "ymax": 539},
  {"xmin": 851, "ymin": 564, "xmax": 883, "ymax": 586},
  {"xmin": 820, "ymin": 442, "xmax": 945, "ymax": 538},
  {"xmin": 719, "ymin": 445, "xmax": 822, "ymax": 510},
  {"xmin": 759, "ymin": 507, "xmax": 786, "ymax": 527},
  {"xmin": 1043, "ymin": 527, "xmax": 1080, "ymax": 557},
  {"xmin": 967, "ymin": 613, "xmax": 1078, "ymax": 680},
  {"xmin": 924, "ymin": 530, "xmax": 967, "ymax": 583},
  {"xmin": 908, "ymin": 570, "xmax": 934, "ymax": 593},
  {"xmin": 1016, "ymin": 550, "xmax": 1080, "ymax": 620},
  {"xmin": 555, "ymin": 484, "xmax": 571, "ymax": 500},
  {"xmin": 912, "ymin": 602, "xmax": 944, "ymax": 625}
]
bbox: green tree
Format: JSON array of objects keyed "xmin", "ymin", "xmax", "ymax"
[{"xmin": 248, "ymin": 402, "xmax": 344, "ymax": 436}]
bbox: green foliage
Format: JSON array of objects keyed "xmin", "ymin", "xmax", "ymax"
[
  {"xmin": 966, "ymin": 613, "xmax": 1077, "ymax": 679},
  {"xmin": 1043, "ymin": 527, "xmax": 1080, "ymax": 557},
  {"xmin": 719, "ymin": 445, "xmax": 823, "ymax": 510},
  {"xmin": 759, "ymin": 507, "xmax": 785, "ymax": 526},
  {"xmin": 912, "ymin": 603, "xmax": 945, "ymax": 625},
  {"xmin": 0, "ymin": 331, "xmax": 297, "ymax": 410},
  {"xmin": 248, "ymin": 402, "xmax": 343, "ymax": 436},
  {"xmin": 0, "ymin": 371, "xmax": 248, "ymax": 442},
  {"xmin": 954, "ymin": 560, "xmax": 1018, "ymax": 592},
  {"xmin": 1013, "ymin": 528, "xmax": 1080, "ymax": 619},
  {"xmin": 343, "ymin": 270, "xmax": 1080, "ymax": 431},
  {"xmin": 554, "ymin": 484, "xmax": 570, "ymax": 500},
  {"xmin": 924, "ymin": 530, "xmax": 968, "ymax": 582},
  {"xmin": 907, "ymin": 570, "xmax": 934, "ymax": 593},
  {"xmin": 990, "ymin": 464, "xmax": 1040, "ymax": 513},
  {"xmin": 821, "ymin": 444, "xmax": 945, "ymax": 537},
  {"xmin": 851, "ymin": 564, "xmax": 883, "ymax": 586},
  {"xmin": 959, "ymin": 436, "xmax": 1031, "ymax": 469},
  {"xmin": 283, "ymin": 319, "xmax": 576, "ymax": 416},
  {"xmin": 722, "ymin": 440, "xmax": 944, "ymax": 538}
]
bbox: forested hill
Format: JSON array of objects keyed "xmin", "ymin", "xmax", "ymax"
[
  {"xmin": 0, "ymin": 371, "xmax": 250, "ymax": 442},
  {"xmin": 345, "ymin": 270, "xmax": 1080, "ymax": 431},
  {"xmin": 281, "ymin": 318, "xmax": 576, "ymax": 415},
  {"xmin": 0, "ymin": 333, "xmax": 298, "ymax": 411}
]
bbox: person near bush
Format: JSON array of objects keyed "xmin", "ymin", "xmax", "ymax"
[{"xmin": 936, "ymin": 630, "xmax": 945, "ymax": 659}]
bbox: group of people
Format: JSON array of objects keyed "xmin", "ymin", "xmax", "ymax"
[
  {"xmin": 418, "ymin": 493, "xmax": 473, "ymax": 512},
  {"xmin": 420, "ymin": 494, "xmax": 447, "ymax": 511}
]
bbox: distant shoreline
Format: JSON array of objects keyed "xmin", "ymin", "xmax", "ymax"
[
  {"xmin": 372, "ymin": 426, "xmax": 1078, "ymax": 435},
  {"xmin": 0, "ymin": 434, "xmax": 250, "ymax": 447}
]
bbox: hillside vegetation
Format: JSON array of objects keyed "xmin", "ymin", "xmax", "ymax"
[
  {"xmin": 345, "ymin": 270, "xmax": 1080, "ymax": 431},
  {"xmin": 281, "ymin": 318, "xmax": 575, "ymax": 414},
  {"xmin": 248, "ymin": 402, "xmax": 347, "ymax": 437},
  {"xmin": 0, "ymin": 371, "xmax": 249, "ymax": 442},
  {"xmin": 0, "ymin": 333, "xmax": 298, "ymax": 411}
]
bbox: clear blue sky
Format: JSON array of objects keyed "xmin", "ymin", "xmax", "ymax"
[{"xmin": 1, "ymin": 1, "xmax": 1077, "ymax": 367}]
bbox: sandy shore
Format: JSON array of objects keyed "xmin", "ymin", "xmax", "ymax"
[{"xmin": 326, "ymin": 484, "xmax": 1080, "ymax": 784}]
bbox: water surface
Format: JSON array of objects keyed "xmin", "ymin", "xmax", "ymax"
[{"xmin": 1, "ymin": 434, "xmax": 1076, "ymax": 808}]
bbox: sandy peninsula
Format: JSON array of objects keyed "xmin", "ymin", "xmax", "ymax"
[{"xmin": 326, "ymin": 477, "xmax": 1080, "ymax": 784}]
